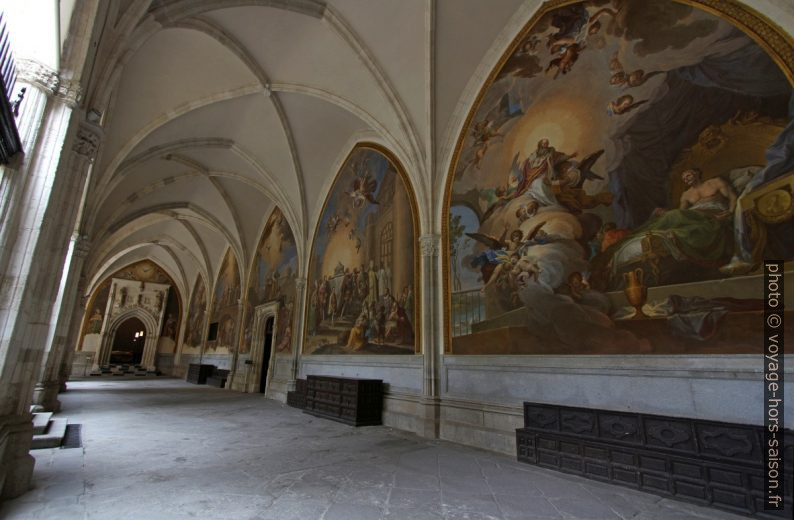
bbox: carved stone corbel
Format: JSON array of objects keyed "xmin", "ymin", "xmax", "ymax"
[{"xmin": 72, "ymin": 122, "xmax": 102, "ymax": 160}]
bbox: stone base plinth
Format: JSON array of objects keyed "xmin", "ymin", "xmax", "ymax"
[
  {"xmin": 0, "ymin": 413, "xmax": 35, "ymax": 499},
  {"xmin": 31, "ymin": 380, "xmax": 62, "ymax": 413}
]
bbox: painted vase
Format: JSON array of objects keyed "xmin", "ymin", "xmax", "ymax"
[{"xmin": 623, "ymin": 268, "xmax": 647, "ymax": 319}]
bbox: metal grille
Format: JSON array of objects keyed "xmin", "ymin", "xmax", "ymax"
[
  {"xmin": 451, "ymin": 288, "xmax": 485, "ymax": 336},
  {"xmin": 61, "ymin": 424, "xmax": 82, "ymax": 449},
  {"xmin": 0, "ymin": 10, "xmax": 20, "ymax": 164}
]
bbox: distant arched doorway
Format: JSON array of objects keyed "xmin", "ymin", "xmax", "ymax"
[
  {"xmin": 244, "ymin": 301, "xmax": 278, "ymax": 394},
  {"xmin": 110, "ymin": 317, "xmax": 146, "ymax": 365}
]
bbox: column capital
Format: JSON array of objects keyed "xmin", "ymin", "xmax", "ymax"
[
  {"xmin": 16, "ymin": 58, "xmax": 59, "ymax": 95},
  {"xmin": 55, "ymin": 78, "xmax": 82, "ymax": 108},
  {"xmin": 72, "ymin": 121, "xmax": 103, "ymax": 159},
  {"xmin": 419, "ymin": 234, "xmax": 441, "ymax": 257}
]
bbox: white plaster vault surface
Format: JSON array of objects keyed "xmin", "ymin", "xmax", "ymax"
[{"xmin": 0, "ymin": 379, "xmax": 746, "ymax": 520}]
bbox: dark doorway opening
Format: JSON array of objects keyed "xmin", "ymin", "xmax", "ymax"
[
  {"xmin": 110, "ymin": 317, "xmax": 146, "ymax": 365},
  {"xmin": 259, "ymin": 316, "xmax": 274, "ymax": 393}
]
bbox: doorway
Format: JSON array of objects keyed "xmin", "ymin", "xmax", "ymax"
[
  {"xmin": 110, "ymin": 317, "xmax": 146, "ymax": 365},
  {"xmin": 259, "ymin": 317, "xmax": 274, "ymax": 393}
]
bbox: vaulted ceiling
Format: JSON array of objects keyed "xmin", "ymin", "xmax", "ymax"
[
  {"xmin": 80, "ymin": 0, "xmax": 531, "ymax": 299},
  {"xmin": 79, "ymin": 0, "xmax": 792, "ymax": 301}
]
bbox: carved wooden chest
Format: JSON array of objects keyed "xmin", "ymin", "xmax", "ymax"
[
  {"xmin": 516, "ymin": 402, "xmax": 792, "ymax": 518},
  {"xmin": 186, "ymin": 363, "xmax": 215, "ymax": 384},
  {"xmin": 304, "ymin": 375, "xmax": 382, "ymax": 426}
]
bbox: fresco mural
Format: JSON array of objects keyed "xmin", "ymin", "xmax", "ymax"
[
  {"xmin": 182, "ymin": 275, "xmax": 207, "ymax": 354},
  {"xmin": 445, "ymin": 0, "xmax": 794, "ymax": 355},
  {"xmin": 79, "ymin": 260, "xmax": 182, "ymax": 353},
  {"xmin": 304, "ymin": 145, "xmax": 419, "ymax": 355},
  {"xmin": 209, "ymin": 248, "xmax": 241, "ymax": 353},
  {"xmin": 241, "ymin": 207, "xmax": 298, "ymax": 355}
]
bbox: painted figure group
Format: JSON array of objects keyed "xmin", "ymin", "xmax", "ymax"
[{"xmin": 308, "ymin": 259, "xmax": 414, "ymax": 349}]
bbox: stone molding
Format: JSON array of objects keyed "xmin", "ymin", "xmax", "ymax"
[{"xmin": 15, "ymin": 59, "xmax": 83, "ymax": 107}]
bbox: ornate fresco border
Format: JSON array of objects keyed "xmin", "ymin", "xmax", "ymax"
[
  {"xmin": 441, "ymin": 0, "xmax": 794, "ymax": 354},
  {"xmin": 77, "ymin": 259, "xmax": 183, "ymax": 351},
  {"xmin": 301, "ymin": 142, "xmax": 423, "ymax": 355}
]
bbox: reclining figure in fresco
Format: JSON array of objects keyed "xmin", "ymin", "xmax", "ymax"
[{"xmin": 590, "ymin": 167, "xmax": 741, "ymax": 290}]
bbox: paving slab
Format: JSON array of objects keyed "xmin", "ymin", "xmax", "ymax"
[{"xmin": 0, "ymin": 379, "xmax": 753, "ymax": 520}]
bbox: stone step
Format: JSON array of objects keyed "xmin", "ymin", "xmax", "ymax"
[
  {"xmin": 31, "ymin": 418, "xmax": 68, "ymax": 449},
  {"xmin": 32, "ymin": 412, "xmax": 53, "ymax": 435}
]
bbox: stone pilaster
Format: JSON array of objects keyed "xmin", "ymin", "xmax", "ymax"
[
  {"xmin": 0, "ymin": 107, "xmax": 100, "ymax": 499},
  {"xmin": 288, "ymin": 277, "xmax": 307, "ymax": 391},
  {"xmin": 0, "ymin": 414, "xmax": 34, "ymax": 498},
  {"xmin": 58, "ymin": 269, "xmax": 91, "ymax": 391},
  {"xmin": 226, "ymin": 299, "xmax": 245, "ymax": 390},
  {"xmin": 31, "ymin": 235, "xmax": 92, "ymax": 412},
  {"xmin": 418, "ymin": 234, "xmax": 441, "ymax": 438}
]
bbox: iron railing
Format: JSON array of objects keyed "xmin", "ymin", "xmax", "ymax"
[
  {"xmin": 0, "ymin": 11, "xmax": 21, "ymax": 164},
  {"xmin": 450, "ymin": 288, "xmax": 485, "ymax": 337}
]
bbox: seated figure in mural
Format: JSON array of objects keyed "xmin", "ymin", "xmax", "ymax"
[
  {"xmin": 592, "ymin": 168, "xmax": 738, "ymax": 288},
  {"xmin": 346, "ymin": 311, "xmax": 368, "ymax": 350},
  {"xmin": 481, "ymin": 138, "xmax": 575, "ymax": 221}
]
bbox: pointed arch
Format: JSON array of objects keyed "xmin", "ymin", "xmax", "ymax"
[{"xmin": 303, "ymin": 142, "xmax": 421, "ymax": 355}]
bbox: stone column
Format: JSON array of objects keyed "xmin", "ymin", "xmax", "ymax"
[
  {"xmin": 288, "ymin": 277, "xmax": 307, "ymax": 391},
  {"xmin": 0, "ymin": 62, "xmax": 97, "ymax": 499},
  {"xmin": 141, "ymin": 334, "xmax": 159, "ymax": 372},
  {"xmin": 57, "ymin": 271, "xmax": 90, "ymax": 391},
  {"xmin": 32, "ymin": 234, "xmax": 92, "ymax": 412},
  {"xmin": 418, "ymin": 234, "xmax": 441, "ymax": 438},
  {"xmin": 0, "ymin": 60, "xmax": 60, "ymax": 282}
]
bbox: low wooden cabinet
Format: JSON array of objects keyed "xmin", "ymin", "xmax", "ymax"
[
  {"xmin": 304, "ymin": 375, "xmax": 382, "ymax": 426},
  {"xmin": 186, "ymin": 364, "xmax": 214, "ymax": 384},
  {"xmin": 516, "ymin": 402, "xmax": 793, "ymax": 519},
  {"xmin": 287, "ymin": 378, "xmax": 307, "ymax": 409}
]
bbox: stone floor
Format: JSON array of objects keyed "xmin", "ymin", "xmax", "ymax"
[{"xmin": 0, "ymin": 379, "xmax": 749, "ymax": 520}]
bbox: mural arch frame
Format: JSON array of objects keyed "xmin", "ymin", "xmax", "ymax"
[
  {"xmin": 302, "ymin": 142, "xmax": 422, "ymax": 355},
  {"xmin": 239, "ymin": 206, "xmax": 300, "ymax": 357},
  {"xmin": 208, "ymin": 246, "xmax": 242, "ymax": 354},
  {"xmin": 441, "ymin": 0, "xmax": 794, "ymax": 354}
]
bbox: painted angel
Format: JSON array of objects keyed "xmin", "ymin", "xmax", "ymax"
[
  {"xmin": 346, "ymin": 172, "xmax": 379, "ymax": 208},
  {"xmin": 456, "ymin": 93, "xmax": 523, "ymax": 177}
]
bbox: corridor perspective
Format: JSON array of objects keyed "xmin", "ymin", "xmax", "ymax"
[
  {"xmin": 0, "ymin": 1, "xmax": 791, "ymax": 519},
  {"xmin": 0, "ymin": 378, "xmax": 747, "ymax": 520}
]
